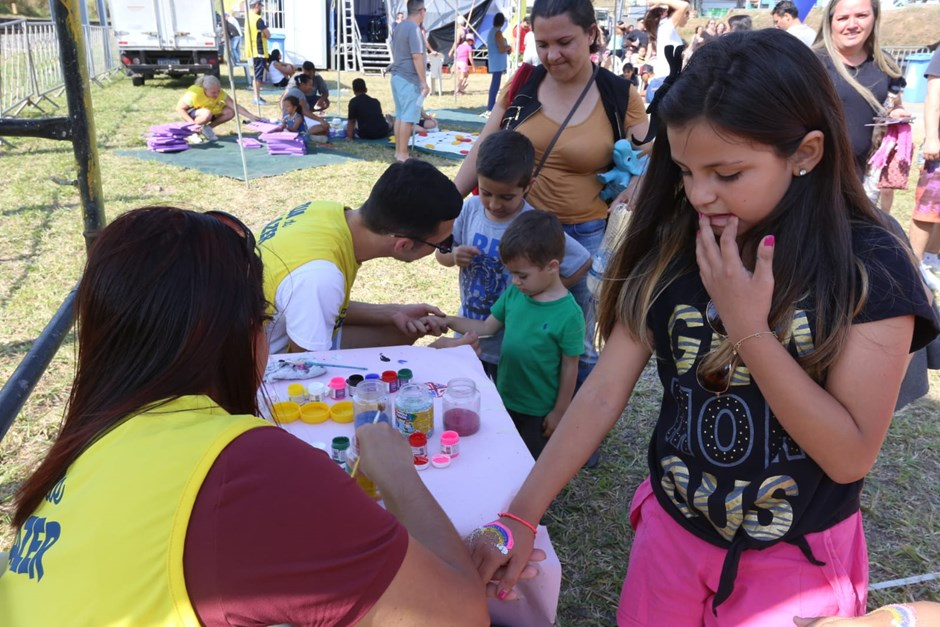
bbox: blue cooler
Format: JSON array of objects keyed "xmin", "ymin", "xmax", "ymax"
[
  {"xmin": 903, "ymin": 53, "xmax": 933, "ymax": 105},
  {"xmin": 267, "ymin": 33, "xmax": 286, "ymax": 56}
]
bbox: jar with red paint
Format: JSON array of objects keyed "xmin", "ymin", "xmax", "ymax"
[{"xmin": 442, "ymin": 378, "xmax": 480, "ymax": 436}]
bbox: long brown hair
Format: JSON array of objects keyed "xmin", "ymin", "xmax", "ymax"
[
  {"xmin": 597, "ymin": 30, "xmax": 887, "ymax": 383},
  {"xmin": 12, "ymin": 207, "xmax": 267, "ymax": 529}
]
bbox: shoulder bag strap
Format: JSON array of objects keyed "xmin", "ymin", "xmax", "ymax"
[{"xmin": 531, "ymin": 64, "xmax": 599, "ymax": 183}]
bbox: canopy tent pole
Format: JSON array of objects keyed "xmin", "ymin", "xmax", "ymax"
[{"xmin": 218, "ymin": 0, "xmax": 251, "ymax": 187}]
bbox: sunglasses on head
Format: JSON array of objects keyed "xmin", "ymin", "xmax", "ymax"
[
  {"xmin": 205, "ymin": 210, "xmax": 257, "ymax": 258},
  {"xmin": 396, "ymin": 233, "xmax": 454, "ymax": 255}
]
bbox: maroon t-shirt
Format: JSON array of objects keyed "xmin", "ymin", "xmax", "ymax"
[{"xmin": 184, "ymin": 427, "xmax": 409, "ymax": 626}]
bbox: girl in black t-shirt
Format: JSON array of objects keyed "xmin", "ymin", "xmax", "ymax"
[{"xmin": 469, "ymin": 29, "xmax": 938, "ymax": 625}]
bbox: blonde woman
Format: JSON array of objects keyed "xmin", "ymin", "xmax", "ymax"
[{"xmin": 815, "ymin": 0, "xmax": 909, "ymax": 179}]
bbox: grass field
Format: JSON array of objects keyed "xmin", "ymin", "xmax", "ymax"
[{"xmin": 1, "ymin": 61, "xmax": 938, "ymax": 624}]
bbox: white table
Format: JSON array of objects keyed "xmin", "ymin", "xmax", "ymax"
[{"xmin": 262, "ymin": 344, "xmax": 561, "ymax": 626}]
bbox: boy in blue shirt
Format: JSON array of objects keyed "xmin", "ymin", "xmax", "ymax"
[
  {"xmin": 436, "ymin": 130, "xmax": 590, "ymax": 381},
  {"xmin": 445, "ymin": 211, "xmax": 585, "ymax": 459}
]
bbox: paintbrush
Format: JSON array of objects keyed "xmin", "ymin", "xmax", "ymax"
[
  {"xmin": 349, "ymin": 408, "xmax": 384, "ymax": 478},
  {"xmin": 307, "ymin": 361, "xmax": 368, "ymax": 371}
]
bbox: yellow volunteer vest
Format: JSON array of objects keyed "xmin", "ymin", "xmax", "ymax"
[
  {"xmin": 244, "ymin": 11, "xmax": 268, "ymax": 59},
  {"xmin": 260, "ymin": 201, "xmax": 360, "ymax": 338},
  {"xmin": 0, "ymin": 395, "xmax": 269, "ymax": 626},
  {"xmin": 185, "ymin": 84, "xmax": 227, "ymax": 115}
]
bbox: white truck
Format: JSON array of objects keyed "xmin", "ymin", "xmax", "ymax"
[{"xmin": 109, "ymin": 0, "xmax": 221, "ymax": 86}]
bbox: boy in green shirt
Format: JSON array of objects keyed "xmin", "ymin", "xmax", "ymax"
[{"xmin": 445, "ymin": 210, "xmax": 584, "ymax": 458}]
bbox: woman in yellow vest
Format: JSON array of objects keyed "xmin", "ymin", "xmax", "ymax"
[
  {"xmin": 0, "ymin": 207, "xmax": 489, "ymax": 626},
  {"xmin": 176, "ymin": 75, "xmax": 263, "ymax": 141}
]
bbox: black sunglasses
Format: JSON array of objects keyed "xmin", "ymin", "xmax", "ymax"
[{"xmin": 397, "ymin": 233, "xmax": 454, "ymax": 255}]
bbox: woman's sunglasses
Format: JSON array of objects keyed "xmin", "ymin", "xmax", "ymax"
[{"xmin": 206, "ymin": 210, "xmax": 257, "ymax": 253}]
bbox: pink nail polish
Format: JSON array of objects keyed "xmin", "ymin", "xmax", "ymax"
[
  {"xmin": 765, "ymin": 235, "xmax": 775, "ymax": 247},
  {"xmin": 498, "ymin": 589, "xmax": 509, "ymax": 600}
]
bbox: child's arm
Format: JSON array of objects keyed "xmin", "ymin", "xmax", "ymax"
[
  {"xmin": 561, "ymin": 257, "xmax": 591, "ymax": 289},
  {"xmin": 698, "ymin": 216, "xmax": 913, "ymax": 484},
  {"xmin": 542, "ymin": 354, "xmax": 579, "ymax": 438},
  {"xmin": 472, "ymin": 322, "xmax": 652, "ymax": 595},
  {"xmin": 444, "ymin": 314, "xmax": 502, "ymax": 337},
  {"xmin": 286, "ymin": 116, "xmax": 302, "ymax": 132},
  {"xmin": 435, "ymin": 244, "xmax": 482, "ymax": 268}
]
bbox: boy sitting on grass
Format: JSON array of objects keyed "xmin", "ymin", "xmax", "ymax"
[
  {"xmin": 435, "ymin": 130, "xmax": 590, "ymax": 382},
  {"xmin": 445, "ymin": 210, "xmax": 585, "ymax": 459}
]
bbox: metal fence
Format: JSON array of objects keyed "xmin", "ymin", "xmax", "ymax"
[{"xmin": 0, "ymin": 19, "xmax": 121, "ymax": 117}]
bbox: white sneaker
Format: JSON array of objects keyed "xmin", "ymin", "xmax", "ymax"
[
  {"xmin": 919, "ymin": 263, "xmax": 940, "ymax": 292},
  {"xmin": 201, "ymin": 126, "xmax": 218, "ymax": 142}
]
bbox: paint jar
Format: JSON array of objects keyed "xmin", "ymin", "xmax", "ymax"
[
  {"xmin": 271, "ymin": 401, "xmax": 301, "ymax": 424},
  {"xmin": 346, "ymin": 443, "xmax": 380, "ymax": 500},
  {"xmin": 331, "ymin": 436, "xmax": 350, "ymax": 465},
  {"xmin": 440, "ymin": 430, "xmax": 460, "ymax": 458},
  {"xmin": 397, "ymin": 368, "xmax": 413, "ymax": 386},
  {"xmin": 346, "ymin": 374, "xmax": 364, "ymax": 397},
  {"xmin": 353, "ymin": 380, "xmax": 392, "ymax": 428},
  {"xmin": 381, "ymin": 370, "xmax": 399, "ymax": 393},
  {"xmin": 409, "ymin": 432, "xmax": 428, "ymax": 457},
  {"xmin": 287, "ymin": 383, "xmax": 307, "ymax": 404},
  {"xmin": 394, "ymin": 383, "xmax": 434, "ymax": 436},
  {"xmin": 307, "ymin": 381, "xmax": 326, "ymax": 403},
  {"xmin": 299, "ymin": 402, "xmax": 330, "ymax": 424},
  {"xmin": 442, "ymin": 378, "xmax": 481, "ymax": 436},
  {"xmin": 329, "ymin": 377, "xmax": 347, "ymax": 400}
]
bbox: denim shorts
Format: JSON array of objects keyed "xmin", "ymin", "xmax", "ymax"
[{"xmin": 391, "ymin": 74, "xmax": 422, "ymax": 124}]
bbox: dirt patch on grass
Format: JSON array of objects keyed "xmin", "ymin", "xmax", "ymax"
[{"xmin": 683, "ymin": 5, "xmax": 939, "ymax": 47}]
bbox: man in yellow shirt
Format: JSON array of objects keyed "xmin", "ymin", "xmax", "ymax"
[
  {"xmin": 244, "ymin": 0, "xmax": 270, "ymax": 105},
  {"xmin": 175, "ymin": 75, "xmax": 262, "ymax": 141},
  {"xmin": 260, "ymin": 160, "xmax": 475, "ymax": 352}
]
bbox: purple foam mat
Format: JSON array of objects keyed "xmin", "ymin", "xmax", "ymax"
[{"xmin": 248, "ymin": 120, "xmax": 282, "ymax": 134}]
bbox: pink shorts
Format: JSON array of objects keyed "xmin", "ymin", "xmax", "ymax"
[
  {"xmin": 913, "ymin": 160, "xmax": 940, "ymax": 223},
  {"xmin": 617, "ymin": 478, "xmax": 868, "ymax": 626}
]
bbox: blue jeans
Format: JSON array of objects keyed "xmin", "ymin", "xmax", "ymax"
[
  {"xmin": 487, "ymin": 70, "xmax": 504, "ymax": 112},
  {"xmin": 563, "ymin": 218, "xmax": 606, "ymax": 387}
]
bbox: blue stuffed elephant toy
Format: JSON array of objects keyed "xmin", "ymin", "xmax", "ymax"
[{"xmin": 597, "ymin": 139, "xmax": 649, "ymax": 202}]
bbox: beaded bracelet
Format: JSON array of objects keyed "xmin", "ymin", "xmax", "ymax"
[
  {"xmin": 498, "ymin": 511, "xmax": 538, "ymax": 536},
  {"xmin": 871, "ymin": 604, "xmax": 916, "ymax": 627}
]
